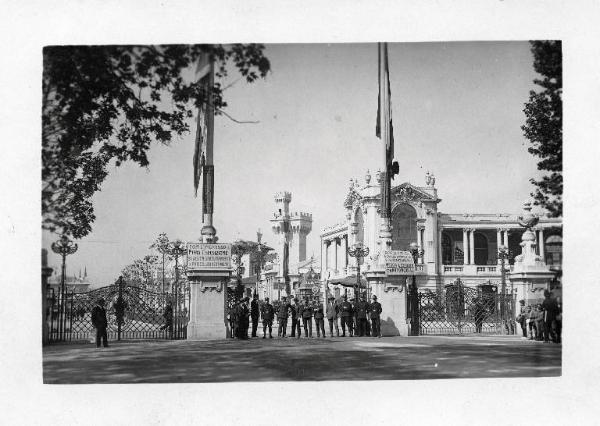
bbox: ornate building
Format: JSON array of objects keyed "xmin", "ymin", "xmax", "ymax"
[
  {"xmin": 320, "ymin": 170, "xmax": 562, "ymax": 304},
  {"xmin": 47, "ymin": 266, "xmax": 92, "ymax": 294}
]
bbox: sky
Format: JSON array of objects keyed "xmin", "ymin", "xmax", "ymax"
[{"xmin": 42, "ymin": 42, "xmax": 544, "ymax": 287}]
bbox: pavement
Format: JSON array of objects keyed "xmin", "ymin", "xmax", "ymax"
[{"xmin": 43, "ymin": 334, "xmax": 561, "ymax": 383}]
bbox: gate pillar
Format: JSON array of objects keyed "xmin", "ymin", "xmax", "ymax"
[
  {"xmin": 365, "ymin": 270, "xmax": 409, "ymax": 337},
  {"xmin": 187, "ymin": 270, "xmax": 231, "ymax": 340}
]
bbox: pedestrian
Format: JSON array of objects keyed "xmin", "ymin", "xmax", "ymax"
[
  {"xmin": 229, "ymin": 302, "xmax": 239, "ymax": 339},
  {"xmin": 261, "ymin": 297, "xmax": 275, "ymax": 339},
  {"xmin": 290, "ymin": 297, "xmax": 300, "ymax": 338},
  {"xmin": 250, "ymin": 294, "xmax": 260, "ymax": 338},
  {"xmin": 541, "ymin": 290, "xmax": 560, "ymax": 343},
  {"xmin": 239, "ymin": 297, "xmax": 250, "ymax": 339},
  {"xmin": 535, "ymin": 304, "xmax": 544, "ymax": 341},
  {"xmin": 555, "ymin": 296, "xmax": 562, "ymax": 344},
  {"xmin": 350, "ymin": 297, "xmax": 357, "ymax": 337},
  {"xmin": 277, "ymin": 296, "xmax": 291, "ymax": 338},
  {"xmin": 91, "ymin": 297, "xmax": 109, "ymax": 348},
  {"xmin": 472, "ymin": 298, "xmax": 485, "ymax": 334},
  {"xmin": 301, "ymin": 297, "xmax": 314, "ymax": 337},
  {"xmin": 314, "ymin": 301, "xmax": 325, "ymax": 338},
  {"xmin": 526, "ymin": 305, "xmax": 536, "ymax": 340},
  {"xmin": 355, "ymin": 296, "xmax": 369, "ymax": 337},
  {"xmin": 516, "ymin": 299, "xmax": 528, "ymax": 339},
  {"xmin": 370, "ymin": 295, "xmax": 382, "ymax": 338},
  {"xmin": 326, "ymin": 296, "xmax": 340, "ymax": 337},
  {"xmin": 160, "ymin": 301, "xmax": 174, "ymax": 337},
  {"xmin": 339, "ymin": 295, "xmax": 353, "ymax": 337}
]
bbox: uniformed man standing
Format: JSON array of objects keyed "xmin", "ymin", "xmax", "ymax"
[
  {"xmin": 314, "ymin": 300, "xmax": 325, "ymax": 338},
  {"xmin": 326, "ymin": 296, "xmax": 339, "ymax": 337},
  {"xmin": 91, "ymin": 297, "xmax": 109, "ymax": 348},
  {"xmin": 261, "ymin": 297, "xmax": 275, "ymax": 339},
  {"xmin": 301, "ymin": 297, "xmax": 314, "ymax": 337},
  {"xmin": 370, "ymin": 295, "xmax": 382, "ymax": 338},
  {"xmin": 294, "ymin": 298, "xmax": 302, "ymax": 338},
  {"xmin": 339, "ymin": 295, "xmax": 353, "ymax": 337},
  {"xmin": 355, "ymin": 295, "xmax": 370, "ymax": 337},
  {"xmin": 290, "ymin": 297, "xmax": 299, "ymax": 338},
  {"xmin": 277, "ymin": 296, "xmax": 291, "ymax": 338},
  {"xmin": 239, "ymin": 297, "xmax": 250, "ymax": 339},
  {"xmin": 250, "ymin": 294, "xmax": 260, "ymax": 338}
]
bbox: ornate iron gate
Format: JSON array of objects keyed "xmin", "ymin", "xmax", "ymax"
[
  {"xmin": 47, "ymin": 278, "xmax": 189, "ymax": 343},
  {"xmin": 416, "ymin": 282, "xmax": 515, "ymax": 335}
]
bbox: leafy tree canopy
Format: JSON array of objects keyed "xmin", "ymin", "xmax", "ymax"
[
  {"xmin": 522, "ymin": 40, "xmax": 562, "ymax": 217},
  {"xmin": 43, "ymin": 44, "xmax": 270, "ymax": 239}
]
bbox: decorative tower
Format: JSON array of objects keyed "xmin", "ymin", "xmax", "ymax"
[{"xmin": 270, "ymin": 191, "xmax": 312, "ymax": 279}]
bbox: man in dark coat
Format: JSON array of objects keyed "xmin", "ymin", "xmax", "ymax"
[
  {"xmin": 370, "ymin": 295, "xmax": 382, "ymax": 338},
  {"xmin": 301, "ymin": 297, "xmax": 314, "ymax": 337},
  {"xmin": 160, "ymin": 301, "xmax": 174, "ymax": 336},
  {"xmin": 261, "ymin": 297, "xmax": 275, "ymax": 338},
  {"xmin": 314, "ymin": 301, "xmax": 325, "ymax": 338},
  {"xmin": 290, "ymin": 297, "xmax": 300, "ymax": 338},
  {"xmin": 541, "ymin": 290, "xmax": 560, "ymax": 343},
  {"xmin": 250, "ymin": 294, "xmax": 260, "ymax": 338},
  {"xmin": 339, "ymin": 295, "xmax": 353, "ymax": 337},
  {"xmin": 326, "ymin": 296, "xmax": 339, "ymax": 337},
  {"xmin": 355, "ymin": 296, "xmax": 370, "ymax": 337},
  {"xmin": 277, "ymin": 296, "xmax": 291, "ymax": 338},
  {"xmin": 239, "ymin": 298, "xmax": 250, "ymax": 339},
  {"xmin": 91, "ymin": 297, "xmax": 109, "ymax": 348}
]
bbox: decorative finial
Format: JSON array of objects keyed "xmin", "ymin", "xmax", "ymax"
[
  {"xmin": 365, "ymin": 169, "xmax": 371, "ymax": 185},
  {"xmin": 430, "ymin": 173, "xmax": 435, "ymax": 187},
  {"xmin": 349, "ymin": 178, "xmax": 354, "ymax": 190},
  {"xmin": 375, "ymin": 169, "xmax": 382, "ymax": 184},
  {"xmin": 425, "ymin": 171, "xmax": 431, "ymax": 186}
]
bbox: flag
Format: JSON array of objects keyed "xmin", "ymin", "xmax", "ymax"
[
  {"xmin": 193, "ymin": 52, "xmax": 215, "ymax": 206},
  {"xmin": 376, "ymin": 42, "xmax": 395, "ymax": 165}
]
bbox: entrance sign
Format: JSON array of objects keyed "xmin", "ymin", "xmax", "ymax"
[
  {"xmin": 187, "ymin": 243, "xmax": 231, "ymax": 270},
  {"xmin": 384, "ymin": 250, "xmax": 415, "ymax": 275}
]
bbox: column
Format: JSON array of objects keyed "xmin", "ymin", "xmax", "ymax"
[
  {"xmin": 469, "ymin": 229, "xmax": 475, "ymax": 265},
  {"xmin": 503, "ymin": 230, "xmax": 509, "ymax": 251},
  {"xmin": 343, "ymin": 234, "xmax": 349, "ymax": 274},
  {"xmin": 496, "ymin": 228, "xmax": 503, "ymax": 264},
  {"xmin": 538, "ymin": 228, "xmax": 545, "ymax": 260},
  {"xmin": 334, "ymin": 237, "xmax": 338, "ymax": 272},
  {"xmin": 323, "ymin": 239, "xmax": 329, "ymax": 272},
  {"xmin": 463, "ymin": 229, "xmax": 469, "ymax": 264},
  {"xmin": 417, "ymin": 226, "xmax": 423, "ymax": 264}
]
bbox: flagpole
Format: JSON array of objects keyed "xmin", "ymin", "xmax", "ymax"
[
  {"xmin": 200, "ymin": 58, "xmax": 217, "ymax": 243},
  {"xmin": 377, "ymin": 42, "xmax": 393, "ymax": 265}
]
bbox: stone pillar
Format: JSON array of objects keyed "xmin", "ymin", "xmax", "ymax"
[
  {"xmin": 417, "ymin": 226, "xmax": 423, "ymax": 263},
  {"xmin": 342, "ymin": 234, "xmax": 349, "ymax": 274},
  {"xmin": 187, "ymin": 271, "xmax": 231, "ymax": 340},
  {"xmin": 334, "ymin": 237, "xmax": 339, "ymax": 273},
  {"xmin": 323, "ymin": 239, "xmax": 329, "ymax": 272},
  {"xmin": 469, "ymin": 229, "xmax": 475, "ymax": 265},
  {"xmin": 366, "ymin": 273, "xmax": 408, "ymax": 336},
  {"xmin": 463, "ymin": 229, "xmax": 469, "ymax": 264},
  {"xmin": 503, "ymin": 229, "xmax": 509, "ymax": 253},
  {"xmin": 538, "ymin": 228, "xmax": 545, "ymax": 260}
]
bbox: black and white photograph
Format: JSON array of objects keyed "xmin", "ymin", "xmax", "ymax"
[{"xmin": 2, "ymin": 1, "xmax": 600, "ymax": 425}]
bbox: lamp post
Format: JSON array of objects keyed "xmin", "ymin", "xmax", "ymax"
[
  {"xmin": 347, "ymin": 244, "xmax": 370, "ymax": 300},
  {"xmin": 51, "ymin": 235, "xmax": 78, "ymax": 340},
  {"xmin": 169, "ymin": 240, "xmax": 186, "ymax": 338},
  {"xmin": 497, "ymin": 244, "xmax": 513, "ymax": 334},
  {"xmin": 408, "ymin": 242, "xmax": 424, "ymax": 336}
]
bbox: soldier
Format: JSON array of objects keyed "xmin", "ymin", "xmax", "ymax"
[
  {"xmin": 355, "ymin": 295, "xmax": 370, "ymax": 337},
  {"xmin": 277, "ymin": 296, "xmax": 291, "ymax": 337},
  {"xmin": 339, "ymin": 295, "xmax": 353, "ymax": 337},
  {"xmin": 370, "ymin": 295, "xmax": 382, "ymax": 338},
  {"xmin": 314, "ymin": 300, "xmax": 325, "ymax": 338},
  {"xmin": 239, "ymin": 297, "xmax": 250, "ymax": 339},
  {"xmin": 294, "ymin": 298, "xmax": 302, "ymax": 338},
  {"xmin": 301, "ymin": 297, "xmax": 314, "ymax": 337},
  {"xmin": 261, "ymin": 297, "xmax": 275, "ymax": 339},
  {"xmin": 350, "ymin": 297, "xmax": 357, "ymax": 337},
  {"xmin": 160, "ymin": 301, "xmax": 174, "ymax": 337},
  {"xmin": 250, "ymin": 294, "xmax": 260, "ymax": 338},
  {"xmin": 91, "ymin": 297, "xmax": 109, "ymax": 348},
  {"xmin": 289, "ymin": 297, "xmax": 299, "ymax": 338},
  {"xmin": 326, "ymin": 296, "xmax": 339, "ymax": 337}
]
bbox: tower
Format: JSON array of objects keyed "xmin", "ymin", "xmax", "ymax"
[{"xmin": 270, "ymin": 192, "xmax": 312, "ymax": 277}]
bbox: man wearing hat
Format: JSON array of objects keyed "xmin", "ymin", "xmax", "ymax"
[
  {"xmin": 301, "ymin": 297, "xmax": 314, "ymax": 337},
  {"xmin": 339, "ymin": 295, "xmax": 353, "ymax": 337},
  {"xmin": 277, "ymin": 296, "xmax": 292, "ymax": 338},
  {"xmin": 91, "ymin": 297, "xmax": 109, "ymax": 348},
  {"xmin": 260, "ymin": 297, "xmax": 275, "ymax": 339},
  {"xmin": 250, "ymin": 294, "xmax": 260, "ymax": 338},
  {"xmin": 239, "ymin": 297, "xmax": 250, "ymax": 339},
  {"xmin": 370, "ymin": 295, "xmax": 382, "ymax": 338},
  {"xmin": 290, "ymin": 297, "xmax": 300, "ymax": 338},
  {"xmin": 326, "ymin": 296, "xmax": 340, "ymax": 337},
  {"xmin": 355, "ymin": 295, "xmax": 370, "ymax": 337}
]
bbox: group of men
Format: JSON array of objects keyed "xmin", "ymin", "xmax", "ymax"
[
  {"xmin": 228, "ymin": 293, "xmax": 383, "ymax": 340},
  {"xmin": 516, "ymin": 290, "xmax": 562, "ymax": 343}
]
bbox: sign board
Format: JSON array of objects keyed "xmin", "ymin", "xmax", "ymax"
[
  {"xmin": 187, "ymin": 243, "xmax": 231, "ymax": 270},
  {"xmin": 384, "ymin": 250, "xmax": 415, "ymax": 275}
]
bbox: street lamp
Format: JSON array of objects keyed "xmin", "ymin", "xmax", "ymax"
[
  {"xmin": 497, "ymin": 244, "xmax": 513, "ymax": 334},
  {"xmin": 347, "ymin": 243, "xmax": 370, "ymax": 300},
  {"xmin": 168, "ymin": 240, "xmax": 186, "ymax": 338},
  {"xmin": 51, "ymin": 235, "xmax": 78, "ymax": 340},
  {"xmin": 408, "ymin": 242, "xmax": 424, "ymax": 336}
]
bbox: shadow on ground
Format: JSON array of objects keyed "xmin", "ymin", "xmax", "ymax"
[{"xmin": 43, "ymin": 336, "xmax": 561, "ymax": 383}]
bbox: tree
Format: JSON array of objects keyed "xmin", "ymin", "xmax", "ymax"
[
  {"xmin": 43, "ymin": 44, "xmax": 270, "ymax": 238},
  {"xmin": 522, "ymin": 41, "xmax": 562, "ymax": 217},
  {"xmin": 150, "ymin": 232, "xmax": 170, "ymax": 293}
]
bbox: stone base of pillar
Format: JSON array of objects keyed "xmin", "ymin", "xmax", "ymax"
[
  {"xmin": 366, "ymin": 270, "xmax": 409, "ymax": 337},
  {"xmin": 187, "ymin": 271, "xmax": 231, "ymax": 340}
]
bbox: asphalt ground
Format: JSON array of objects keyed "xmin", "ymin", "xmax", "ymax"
[{"xmin": 42, "ymin": 334, "xmax": 561, "ymax": 383}]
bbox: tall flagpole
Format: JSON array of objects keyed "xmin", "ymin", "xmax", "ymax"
[
  {"xmin": 377, "ymin": 42, "xmax": 393, "ymax": 265},
  {"xmin": 200, "ymin": 58, "xmax": 217, "ymax": 243}
]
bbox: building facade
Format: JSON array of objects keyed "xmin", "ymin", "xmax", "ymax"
[{"xmin": 320, "ymin": 170, "xmax": 562, "ymax": 304}]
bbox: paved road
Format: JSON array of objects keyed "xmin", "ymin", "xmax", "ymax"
[{"xmin": 43, "ymin": 335, "xmax": 561, "ymax": 383}]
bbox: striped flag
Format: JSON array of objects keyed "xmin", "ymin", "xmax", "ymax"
[{"xmin": 193, "ymin": 52, "xmax": 215, "ymax": 208}]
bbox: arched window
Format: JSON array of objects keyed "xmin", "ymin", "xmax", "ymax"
[
  {"xmin": 474, "ymin": 232, "xmax": 488, "ymax": 265},
  {"xmin": 391, "ymin": 203, "xmax": 417, "ymax": 251},
  {"xmin": 545, "ymin": 235, "xmax": 562, "ymax": 267}
]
